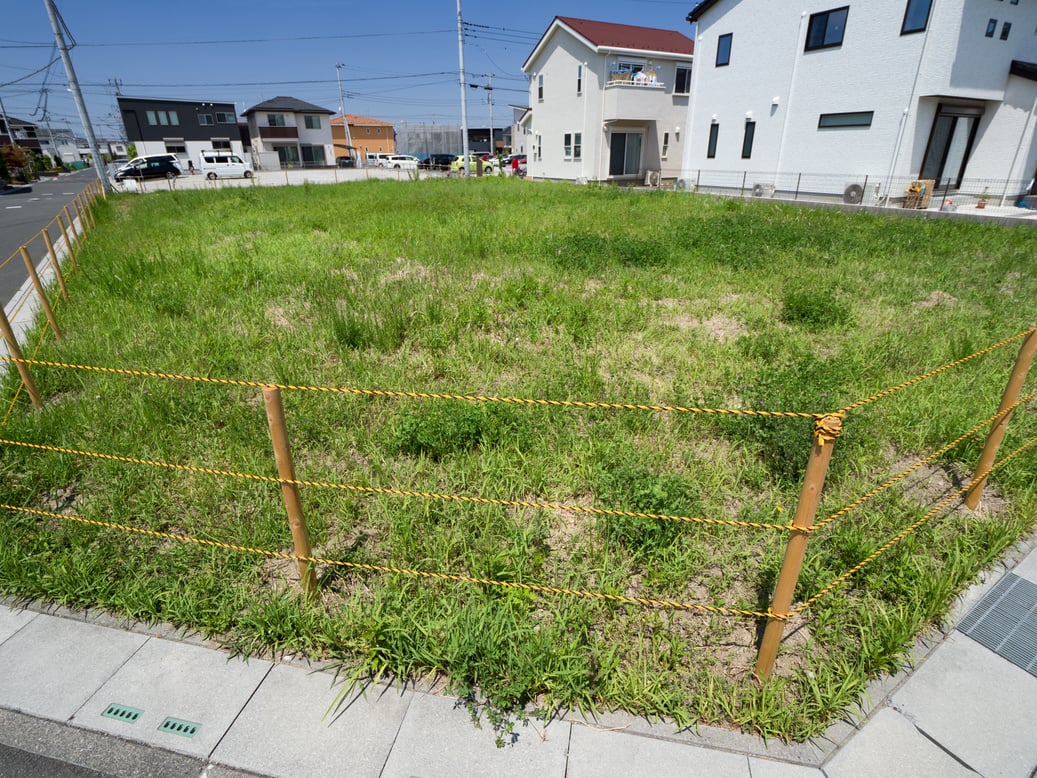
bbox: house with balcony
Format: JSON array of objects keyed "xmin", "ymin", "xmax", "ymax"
[
  {"xmin": 681, "ymin": 0, "xmax": 1037, "ymax": 202},
  {"xmin": 521, "ymin": 16, "xmax": 694, "ymax": 183},
  {"xmin": 243, "ymin": 97, "xmax": 335, "ymax": 168},
  {"xmin": 0, "ymin": 115, "xmax": 43, "ymax": 155},
  {"xmin": 118, "ymin": 96, "xmax": 246, "ymax": 165}
]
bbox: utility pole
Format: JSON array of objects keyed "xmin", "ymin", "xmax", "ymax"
[
  {"xmin": 43, "ymin": 0, "xmax": 112, "ymax": 192},
  {"xmin": 335, "ymin": 63, "xmax": 355, "ymax": 166},
  {"xmin": 456, "ymin": 0, "xmax": 470, "ymax": 175}
]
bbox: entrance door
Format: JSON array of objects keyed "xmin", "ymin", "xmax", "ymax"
[
  {"xmin": 608, "ymin": 132, "xmax": 642, "ymax": 177},
  {"xmin": 919, "ymin": 105, "xmax": 982, "ymax": 187}
]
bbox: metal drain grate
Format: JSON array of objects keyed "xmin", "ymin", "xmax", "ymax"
[
  {"xmin": 158, "ymin": 717, "xmax": 200, "ymax": 738},
  {"xmin": 102, "ymin": 703, "xmax": 142, "ymax": 724},
  {"xmin": 958, "ymin": 572, "xmax": 1037, "ymax": 677}
]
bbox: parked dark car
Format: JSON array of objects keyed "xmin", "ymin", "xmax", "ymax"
[
  {"xmin": 113, "ymin": 155, "xmax": 182, "ymax": 181},
  {"xmin": 420, "ymin": 153, "xmax": 457, "ymax": 171}
]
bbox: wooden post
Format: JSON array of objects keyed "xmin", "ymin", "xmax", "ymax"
[
  {"xmin": 41, "ymin": 230, "xmax": 70, "ymax": 302},
  {"xmin": 0, "ymin": 306, "xmax": 43, "ymax": 409},
  {"xmin": 20, "ymin": 248, "xmax": 63, "ymax": 342},
  {"xmin": 56, "ymin": 212, "xmax": 79, "ymax": 270},
  {"xmin": 755, "ymin": 414, "xmax": 842, "ymax": 680},
  {"xmin": 62, "ymin": 206, "xmax": 82, "ymax": 254},
  {"xmin": 72, "ymin": 199, "xmax": 88, "ymax": 240},
  {"xmin": 77, "ymin": 194, "xmax": 94, "ymax": 230},
  {"xmin": 965, "ymin": 328, "xmax": 1037, "ymax": 509},
  {"xmin": 263, "ymin": 386, "xmax": 318, "ymax": 597}
]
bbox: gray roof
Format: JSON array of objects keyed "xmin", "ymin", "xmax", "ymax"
[{"xmin": 241, "ymin": 96, "xmax": 335, "ymax": 115}]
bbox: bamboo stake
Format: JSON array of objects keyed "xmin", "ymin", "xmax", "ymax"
[
  {"xmin": 0, "ymin": 306, "xmax": 42, "ymax": 409},
  {"xmin": 965, "ymin": 328, "xmax": 1037, "ymax": 509},
  {"xmin": 56, "ymin": 212, "xmax": 78, "ymax": 270},
  {"xmin": 755, "ymin": 414, "xmax": 842, "ymax": 680},
  {"xmin": 62, "ymin": 205, "xmax": 82, "ymax": 254},
  {"xmin": 20, "ymin": 247, "xmax": 63, "ymax": 342},
  {"xmin": 72, "ymin": 199, "xmax": 88, "ymax": 242},
  {"xmin": 41, "ymin": 230, "xmax": 70, "ymax": 302},
  {"xmin": 263, "ymin": 386, "xmax": 318, "ymax": 597},
  {"xmin": 80, "ymin": 193, "xmax": 95, "ymax": 229}
]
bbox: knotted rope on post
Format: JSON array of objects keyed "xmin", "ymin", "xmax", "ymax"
[{"xmin": 813, "ymin": 413, "xmax": 844, "ymax": 447}]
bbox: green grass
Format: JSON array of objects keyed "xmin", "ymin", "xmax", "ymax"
[{"xmin": 1, "ymin": 178, "xmax": 1035, "ymax": 741}]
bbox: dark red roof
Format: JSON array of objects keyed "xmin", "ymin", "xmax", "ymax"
[{"xmin": 556, "ymin": 16, "xmax": 694, "ymax": 55}]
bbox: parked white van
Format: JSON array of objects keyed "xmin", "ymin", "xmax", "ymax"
[{"xmin": 198, "ymin": 151, "xmax": 253, "ymax": 180}]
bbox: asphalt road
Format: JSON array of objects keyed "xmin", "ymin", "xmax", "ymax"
[{"xmin": 0, "ymin": 168, "xmax": 100, "ymax": 306}]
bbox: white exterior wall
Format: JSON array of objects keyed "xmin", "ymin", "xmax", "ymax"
[
  {"xmin": 525, "ymin": 26, "xmax": 691, "ymax": 182},
  {"xmin": 297, "ymin": 114, "xmax": 334, "ymax": 164},
  {"xmin": 683, "ymin": 0, "xmax": 1037, "ymax": 194}
]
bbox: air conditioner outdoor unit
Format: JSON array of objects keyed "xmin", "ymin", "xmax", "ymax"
[
  {"xmin": 843, "ymin": 183, "xmax": 865, "ymax": 204},
  {"xmin": 673, "ymin": 177, "xmax": 693, "ymax": 192},
  {"xmin": 644, "ymin": 170, "xmax": 661, "ymax": 187},
  {"xmin": 751, "ymin": 183, "xmax": 774, "ymax": 198}
]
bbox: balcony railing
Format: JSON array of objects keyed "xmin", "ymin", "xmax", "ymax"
[{"xmin": 606, "ymin": 71, "xmax": 665, "ymax": 89}]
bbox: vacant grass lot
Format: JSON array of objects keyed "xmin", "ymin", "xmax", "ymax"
[{"xmin": 1, "ymin": 178, "xmax": 1035, "ymax": 740}]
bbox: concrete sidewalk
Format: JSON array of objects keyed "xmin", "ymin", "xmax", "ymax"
[{"xmin": 0, "ymin": 535, "xmax": 1034, "ymax": 777}]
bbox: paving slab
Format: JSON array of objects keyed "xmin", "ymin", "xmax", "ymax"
[
  {"xmin": 892, "ymin": 632, "xmax": 1037, "ymax": 778},
  {"xmin": 72, "ymin": 637, "xmax": 272, "ymax": 759},
  {"xmin": 1011, "ymin": 547, "xmax": 1037, "ymax": 585},
  {"xmin": 746, "ymin": 756, "xmax": 826, "ymax": 778},
  {"xmin": 0, "ymin": 613, "xmax": 146, "ymax": 721},
  {"xmin": 824, "ymin": 707, "xmax": 976, "ymax": 778},
  {"xmin": 0, "ymin": 606, "xmax": 36, "ymax": 644},
  {"xmin": 380, "ymin": 691, "xmax": 569, "ymax": 778},
  {"xmin": 211, "ymin": 664, "xmax": 413, "ymax": 778},
  {"xmin": 567, "ymin": 723, "xmax": 750, "ymax": 777}
]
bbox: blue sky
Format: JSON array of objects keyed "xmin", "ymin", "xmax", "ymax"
[{"xmin": 1, "ymin": 1, "xmax": 694, "ymax": 140}]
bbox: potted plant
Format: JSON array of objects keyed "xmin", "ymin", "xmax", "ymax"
[{"xmin": 977, "ymin": 188, "xmax": 990, "ymax": 209}]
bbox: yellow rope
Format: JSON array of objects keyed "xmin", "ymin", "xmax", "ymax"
[
  {"xmin": 0, "ymin": 356, "xmax": 823, "ymax": 418},
  {"xmin": 834, "ymin": 327, "xmax": 1036, "ymax": 415},
  {"xmin": 810, "ymin": 389, "xmax": 1037, "ymax": 534},
  {"xmin": 0, "ymin": 503, "xmax": 778, "ymax": 620},
  {"xmin": 789, "ymin": 434, "xmax": 1037, "ymax": 616},
  {"xmin": 0, "ymin": 437, "xmax": 794, "ymax": 532}
]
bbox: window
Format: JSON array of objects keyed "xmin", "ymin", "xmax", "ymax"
[
  {"xmin": 741, "ymin": 121, "xmax": 756, "ymax": 159},
  {"xmin": 198, "ymin": 114, "xmax": 214, "ymax": 126},
  {"xmin": 304, "ymin": 115, "xmax": 321, "ymax": 130},
  {"xmin": 920, "ymin": 104, "xmax": 983, "ymax": 187},
  {"xmin": 577, "ymin": 64, "xmax": 582, "ymax": 94},
  {"xmin": 662, "ymin": 132, "xmax": 670, "ymax": 159},
  {"xmin": 818, "ymin": 111, "xmax": 874, "ymax": 128},
  {"xmin": 901, "ymin": 0, "xmax": 933, "ymax": 34},
  {"xmin": 1000, "ymin": 22, "xmax": 1012, "ymax": 40},
  {"xmin": 537, "ymin": 74, "xmax": 544, "ymax": 101},
  {"xmin": 267, "ymin": 114, "xmax": 286, "ymax": 127},
  {"xmin": 564, "ymin": 133, "xmax": 573, "ymax": 159},
  {"xmin": 608, "ymin": 132, "xmax": 641, "ymax": 176},
  {"xmin": 716, "ymin": 33, "xmax": 732, "ymax": 66},
  {"xmin": 674, "ymin": 66, "xmax": 692, "ymax": 95},
  {"xmin": 216, "ymin": 112, "xmax": 236, "ymax": 123},
  {"xmin": 146, "ymin": 110, "xmax": 178, "ymax": 126},
  {"xmin": 163, "ymin": 139, "xmax": 186, "ymax": 154},
  {"xmin": 212, "ymin": 139, "xmax": 231, "ymax": 150},
  {"xmin": 806, "ymin": 7, "xmax": 849, "ymax": 51},
  {"xmin": 574, "ymin": 132, "xmax": 582, "ymax": 160},
  {"xmin": 534, "ymin": 134, "xmax": 542, "ymax": 161},
  {"xmin": 707, "ymin": 123, "xmax": 719, "ymax": 158},
  {"xmin": 986, "ymin": 19, "xmax": 997, "ymax": 37}
]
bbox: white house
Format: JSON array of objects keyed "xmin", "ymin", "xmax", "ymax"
[
  {"xmin": 242, "ymin": 96, "xmax": 335, "ymax": 168},
  {"xmin": 681, "ymin": 0, "xmax": 1037, "ymax": 203},
  {"xmin": 521, "ymin": 16, "xmax": 694, "ymax": 183}
]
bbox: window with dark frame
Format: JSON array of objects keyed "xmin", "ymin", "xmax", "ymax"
[
  {"xmin": 216, "ymin": 112, "xmax": 236, "ymax": 123},
  {"xmin": 818, "ymin": 111, "xmax": 874, "ymax": 128},
  {"xmin": 564, "ymin": 132, "xmax": 573, "ymax": 159},
  {"xmin": 707, "ymin": 123, "xmax": 719, "ymax": 158},
  {"xmin": 741, "ymin": 121, "xmax": 755, "ymax": 159},
  {"xmin": 901, "ymin": 0, "xmax": 933, "ymax": 34},
  {"xmin": 716, "ymin": 34, "xmax": 732, "ymax": 66},
  {"xmin": 577, "ymin": 64, "xmax": 582, "ymax": 94},
  {"xmin": 805, "ymin": 7, "xmax": 849, "ymax": 51},
  {"xmin": 574, "ymin": 132, "xmax": 582, "ymax": 160},
  {"xmin": 537, "ymin": 74, "xmax": 544, "ymax": 100},
  {"xmin": 304, "ymin": 115, "xmax": 321, "ymax": 130},
  {"xmin": 662, "ymin": 131, "xmax": 670, "ymax": 158},
  {"xmin": 1000, "ymin": 22, "xmax": 1011, "ymax": 40},
  {"xmin": 267, "ymin": 114, "xmax": 286, "ymax": 127},
  {"xmin": 198, "ymin": 114, "xmax": 214, "ymax": 126},
  {"xmin": 986, "ymin": 19, "xmax": 997, "ymax": 37},
  {"xmin": 675, "ymin": 66, "xmax": 692, "ymax": 94}
]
